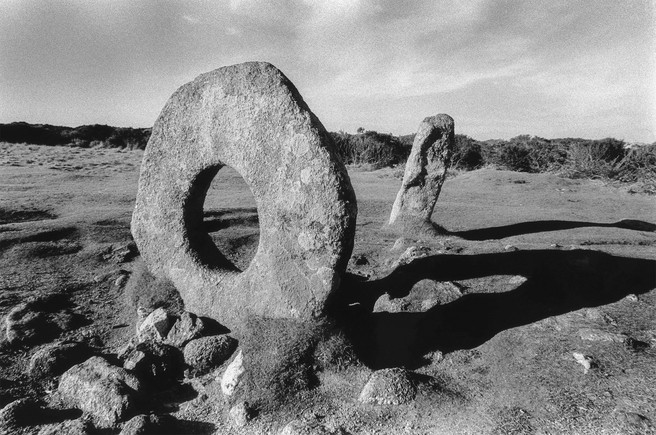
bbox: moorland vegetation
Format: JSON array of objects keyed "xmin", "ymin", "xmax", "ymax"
[{"xmin": 2, "ymin": 122, "xmax": 654, "ymax": 193}]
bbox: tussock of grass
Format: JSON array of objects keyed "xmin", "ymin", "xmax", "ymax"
[{"xmin": 123, "ymin": 259, "xmax": 184, "ymax": 314}]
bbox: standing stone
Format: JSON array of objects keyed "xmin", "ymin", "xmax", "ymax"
[
  {"xmin": 387, "ymin": 114, "xmax": 454, "ymax": 235},
  {"xmin": 131, "ymin": 62, "xmax": 357, "ymax": 331}
]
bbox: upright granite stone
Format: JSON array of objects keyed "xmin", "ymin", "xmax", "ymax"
[
  {"xmin": 388, "ymin": 114, "xmax": 454, "ymax": 235},
  {"xmin": 132, "ymin": 62, "xmax": 357, "ymax": 330}
]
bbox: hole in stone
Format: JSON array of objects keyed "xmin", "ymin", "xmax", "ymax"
[{"xmin": 185, "ymin": 165, "xmax": 260, "ymax": 272}]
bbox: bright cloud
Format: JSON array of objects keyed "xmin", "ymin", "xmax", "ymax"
[{"xmin": 0, "ymin": 0, "xmax": 653, "ymax": 141}]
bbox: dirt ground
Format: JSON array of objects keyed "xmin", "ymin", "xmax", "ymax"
[{"xmin": 1, "ymin": 142, "xmax": 655, "ymax": 434}]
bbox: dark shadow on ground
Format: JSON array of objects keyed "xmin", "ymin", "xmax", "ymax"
[
  {"xmin": 333, "ymin": 249, "xmax": 656, "ymax": 370},
  {"xmin": 447, "ymin": 219, "xmax": 656, "ymax": 241}
]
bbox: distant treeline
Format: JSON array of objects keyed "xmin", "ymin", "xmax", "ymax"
[
  {"xmin": 2, "ymin": 122, "xmax": 654, "ymax": 190},
  {"xmin": 0, "ymin": 122, "xmax": 151, "ymax": 149}
]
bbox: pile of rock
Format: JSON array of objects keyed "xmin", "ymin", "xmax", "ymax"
[{"xmin": 1, "ymin": 305, "xmax": 241, "ymax": 433}]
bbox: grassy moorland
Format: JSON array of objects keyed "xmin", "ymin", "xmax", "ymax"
[{"xmin": 0, "ymin": 139, "xmax": 655, "ymax": 433}]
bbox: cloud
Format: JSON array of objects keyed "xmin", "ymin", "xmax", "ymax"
[{"xmin": 0, "ymin": 0, "xmax": 653, "ymax": 141}]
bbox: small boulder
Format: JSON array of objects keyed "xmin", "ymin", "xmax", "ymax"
[
  {"xmin": 220, "ymin": 350, "xmax": 244, "ymax": 396},
  {"xmin": 165, "ymin": 312, "xmax": 205, "ymax": 348},
  {"xmin": 183, "ymin": 335, "xmax": 237, "ymax": 376},
  {"xmin": 359, "ymin": 368, "xmax": 417, "ymax": 405},
  {"xmin": 119, "ymin": 413, "xmax": 176, "ymax": 435},
  {"xmin": 572, "ymin": 352, "xmax": 597, "ymax": 375},
  {"xmin": 136, "ymin": 308, "xmax": 172, "ymax": 343},
  {"xmin": 29, "ymin": 341, "xmax": 92, "ymax": 379},
  {"xmin": 123, "ymin": 341, "xmax": 183, "ymax": 385},
  {"xmin": 58, "ymin": 356, "xmax": 142, "ymax": 428}
]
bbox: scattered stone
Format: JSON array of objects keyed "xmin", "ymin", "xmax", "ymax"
[
  {"xmin": 220, "ymin": 350, "xmax": 244, "ymax": 396},
  {"xmin": 136, "ymin": 308, "xmax": 172, "ymax": 343},
  {"xmin": 165, "ymin": 312, "xmax": 205, "ymax": 348},
  {"xmin": 359, "ymin": 368, "xmax": 417, "ymax": 405},
  {"xmin": 132, "ymin": 62, "xmax": 357, "ymax": 331},
  {"xmin": 624, "ymin": 294, "xmax": 639, "ymax": 302},
  {"xmin": 29, "ymin": 340, "xmax": 92, "ymax": 379},
  {"xmin": 119, "ymin": 413, "xmax": 176, "ymax": 435},
  {"xmin": 58, "ymin": 356, "xmax": 142, "ymax": 428},
  {"xmin": 572, "ymin": 352, "xmax": 597, "ymax": 374},
  {"xmin": 550, "ymin": 243, "xmax": 562, "ymax": 248},
  {"xmin": 578, "ymin": 328, "xmax": 629, "ymax": 344},
  {"xmin": 0, "ymin": 398, "xmax": 42, "ymax": 429},
  {"xmin": 122, "ymin": 340, "xmax": 182, "ymax": 385},
  {"xmin": 228, "ymin": 401, "xmax": 251, "ymax": 428},
  {"xmin": 183, "ymin": 335, "xmax": 237, "ymax": 376},
  {"xmin": 4, "ymin": 293, "xmax": 80, "ymax": 345},
  {"xmin": 387, "ymin": 114, "xmax": 454, "ymax": 235},
  {"xmin": 38, "ymin": 419, "xmax": 92, "ymax": 435}
]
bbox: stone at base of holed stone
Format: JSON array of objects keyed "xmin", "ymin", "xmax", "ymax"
[
  {"xmin": 386, "ymin": 114, "xmax": 454, "ymax": 236},
  {"xmin": 358, "ymin": 368, "xmax": 417, "ymax": 405}
]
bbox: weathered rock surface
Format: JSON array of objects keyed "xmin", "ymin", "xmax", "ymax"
[
  {"xmin": 131, "ymin": 61, "xmax": 357, "ymax": 331},
  {"xmin": 220, "ymin": 349, "xmax": 244, "ymax": 396},
  {"xmin": 136, "ymin": 308, "xmax": 172, "ymax": 343},
  {"xmin": 165, "ymin": 312, "xmax": 205, "ymax": 348},
  {"xmin": 228, "ymin": 401, "xmax": 251, "ymax": 428},
  {"xmin": 38, "ymin": 419, "xmax": 92, "ymax": 435},
  {"xmin": 119, "ymin": 414, "xmax": 176, "ymax": 435},
  {"xmin": 183, "ymin": 335, "xmax": 237, "ymax": 376},
  {"xmin": 123, "ymin": 341, "xmax": 182, "ymax": 385},
  {"xmin": 29, "ymin": 341, "xmax": 92, "ymax": 379},
  {"xmin": 4, "ymin": 293, "xmax": 80, "ymax": 345},
  {"xmin": 578, "ymin": 328, "xmax": 629, "ymax": 344},
  {"xmin": 359, "ymin": 368, "xmax": 417, "ymax": 405},
  {"xmin": 58, "ymin": 356, "xmax": 142, "ymax": 428},
  {"xmin": 387, "ymin": 114, "xmax": 454, "ymax": 235}
]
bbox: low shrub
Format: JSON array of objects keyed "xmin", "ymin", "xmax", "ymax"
[{"xmin": 452, "ymin": 135, "xmax": 484, "ymax": 170}]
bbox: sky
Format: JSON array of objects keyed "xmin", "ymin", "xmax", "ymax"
[{"xmin": 0, "ymin": 0, "xmax": 654, "ymax": 142}]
